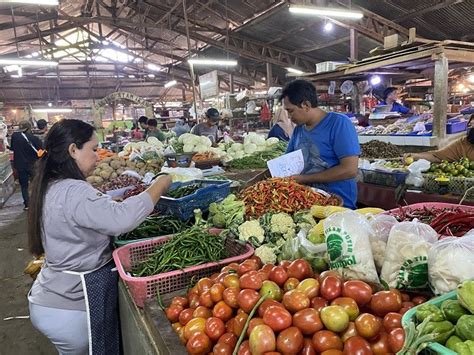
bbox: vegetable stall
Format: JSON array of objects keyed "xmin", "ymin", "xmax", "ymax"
[{"xmin": 85, "ymin": 130, "xmax": 474, "ymax": 355}]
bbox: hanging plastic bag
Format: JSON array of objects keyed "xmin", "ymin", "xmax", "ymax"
[
  {"xmin": 367, "ymin": 214, "xmax": 398, "ymax": 272},
  {"xmin": 324, "ymin": 211, "xmax": 380, "ymax": 284},
  {"xmin": 406, "ymin": 159, "xmax": 430, "ymax": 187},
  {"xmin": 381, "ymin": 220, "xmax": 437, "ymax": 290},
  {"xmin": 278, "ymin": 230, "xmax": 328, "ymax": 272},
  {"xmin": 428, "ymin": 234, "xmax": 474, "ymax": 295},
  {"xmin": 260, "ymin": 101, "xmax": 271, "ymax": 122}
]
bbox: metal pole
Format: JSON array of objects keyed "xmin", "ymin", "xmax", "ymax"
[
  {"xmin": 266, "ymin": 62, "xmax": 272, "ymax": 86},
  {"xmin": 183, "ymin": 0, "xmax": 199, "ymax": 122},
  {"xmin": 350, "ymin": 28, "xmax": 358, "ymax": 61},
  {"xmin": 433, "ymin": 54, "xmax": 448, "ymax": 142}
]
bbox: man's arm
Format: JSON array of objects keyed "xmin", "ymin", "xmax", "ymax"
[
  {"xmin": 293, "ymin": 156, "xmax": 359, "ymax": 184},
  {"xmin": 410, "ymin": 152, "xmax": 440, "ymax": 163}
]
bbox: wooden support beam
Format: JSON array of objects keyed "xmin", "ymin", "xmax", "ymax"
[
  {"xmin": 433, "ymin": 54, "xmax": 448, "ymax": 139},
  {"xmin": 350, "ymin": 29, "xmax": 358, "ymax": 61}
]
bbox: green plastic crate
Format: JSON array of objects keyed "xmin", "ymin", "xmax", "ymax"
[{"xmin": 402, "ymin": 290, "xmax": 458, "ymax": 355}]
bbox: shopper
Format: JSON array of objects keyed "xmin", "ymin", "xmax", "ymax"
[
  {"xmin": 408, "ymin": 128, "xmax": 474, "ymax": 162},
  {"xmin": 380, "ymin": 87, "xmax": 415, "ymax": 115},
  {"xmin": 171, "ymin": 117, "xmax": 191, "ymax": 137},
  {"xmin": 268, "ymin": 107, "xmax": 295, "ymax": 141},
  {"xmin": 281, "ymin": 79, "xmax": 360, "ymax": 209},
  {"xmin": 146, "ymin": 118, "xmax": 167, "ymax": 142},
  {"xmin": 27, "ymin": 119, "xmax": 172, "ymax": 355},
  {"xmin": 10, "ymin": 120, "xmax": 43, "ymax": 210},
  {"xmin": 191, "ymin": 108, "xmax": 220, "ymax": 144}
]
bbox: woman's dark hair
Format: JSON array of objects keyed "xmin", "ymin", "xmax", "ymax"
[
  {"xmin": 280, "ymin": 79, "xmax": 318, "ymax": 108},
  {"xmin": 383, "ymin": 87, "xmax": 397, "ymax": 100},
  {"xmin": 147, "ymin": 118, "xmax": 158, "ymax": 127},
  {"xmin": 28, "ymin": 119, "xmax": 95, "ymax": 256}
]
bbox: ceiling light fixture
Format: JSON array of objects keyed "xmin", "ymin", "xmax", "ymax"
[
  {"xmin": 0, "ymin": 58, "xmax": 57, "ymax": 66},
  {"xmin": 148, "ymin": 74, "xmax": 155, "ymax": 78},
  {"xmin": 468, "ymin": 74, "xmax": 474, "ymax": 83},
  {"xmin": 289, "ymin": 5, "xmax": 363, "ymax": 19},
  {"xmin": 48, "ymin": 102, "xmax": 53, "ymax": 107},
  {"xmin": 164, "ymin": 80, "xmax": 177, "ymax": 88},
  {"xmin": 32, "ymin": 108, "xmax": 73, "ymax": 113},
  {"xmin": 286, "ymin": 67, "xmax": 304, "ymax": 75},
  {"xmin": 324, "ymin": 22, "xmax": 334, "ymax": 32},
  {"xmin": 147, "ymin": 63, "xmax": 161, "ymax": 71},
  {"xmin": 2, "ymin": 0, "xmax": 58, "ymax": 4},
  {"xmin": 370, "ymin": 75, "xmax": 382, "ymax": 86},
  {"xmin": 188, "ymin": 59, "xmax": 238, "ymax": 66}
]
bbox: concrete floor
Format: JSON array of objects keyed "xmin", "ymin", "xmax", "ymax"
[{"xmin": 0, "ymin": 190, "xmax": 55, "ymax": 355}]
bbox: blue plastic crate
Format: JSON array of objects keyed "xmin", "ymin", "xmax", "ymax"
[
  {"xmin": 156, "ymin": 179, "xmax": 232, "ymax": 220},
  {"xmin": 425, "ymin": 121, "xmax": 468, "ymax": 134}
]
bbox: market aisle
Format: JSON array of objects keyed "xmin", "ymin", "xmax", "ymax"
[{"xmin": 0, "ymin": 191, "xmax": 55, "ymax": 355}]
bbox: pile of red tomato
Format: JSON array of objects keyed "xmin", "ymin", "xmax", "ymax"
[{"xmin": 165, "ymin": 257, "xmax": 427, "ymax": 355}]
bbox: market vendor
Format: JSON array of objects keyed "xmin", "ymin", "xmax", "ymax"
[
  {"xmin": 191, "ymin": 107, "xmax": 220, "ymax": 144},
  {"xmin": 281, "ymin": 79, "xmax": 360, "ymax": 209},
  {"xmin": 408, "ymin": 128, "xmax": 474, "ymax": 162},
  {"xmin": 268, "ymin": 107, "xmax": 295, "ymax": 141},
  {"xmin": 380, "ymin": 87, "xmax": 415, "ymax": 115},
  {"xmin": 146, "ymin": 118, "xmax": 167, "ymax": 142},
  {"xmin": 27, "ymin": 119, "xmax": 172, "ymax": 354}
]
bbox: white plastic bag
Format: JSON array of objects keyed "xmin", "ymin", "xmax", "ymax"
[
  {"xmin": 367, "ymin": 214, "xmax": 398, "ymax": 271},
  {"xmin": 324, "ymin": 211, "xmax": 380, "ymax": 284},
  {"xmin": 159, "ymin": 167, "xmax": 203, "ymax": 182},
  {"xmin": 428, "ymin": 234, "xmax": 474, "ymax": 295},
  {"xmin": 381, "ymin": 220, "xmax": 438, "ymax": 290},
  {"xmin": 406, "ymin": 159, "xmax": 430, "ymax": 187}
]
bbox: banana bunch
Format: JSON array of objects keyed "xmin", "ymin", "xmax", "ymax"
[{"xmin": 310, "ymin": 205, "xmax": 385, "ymax": 219}]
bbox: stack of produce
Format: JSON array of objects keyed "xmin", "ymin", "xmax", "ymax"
[
  {"xmin": 86, "ymin": 156, "xmax": 163, "ymax": 186},
  {"xmin": 117, "ymin": 214, "xmax": 191, "ymax": 242},
  {"xmin": 400, "ymin": 281, "xmax": 474, "ymax": 354},
  {"xmin": 427, "ymin": 157, "xmax": 474, "ymax": 178},
  {"xmin": 118, "ymin": 138, "xmax": 164, "ymax": 159},
  {"xmin": 240, "ymin": 178, "xmax": 341, "ymax": 218},
  {"xmin": 227, "ymin": 141, "xmax": 287, "ymax": 170},
  {"xmin": 97, "ymin": 148, "xmax": 116, "ymax": 160},
  {"xmin": 164, "ymin": 257, "xmax": 426, "ymax": 354},
  {"xmin": 123, "ymin": 184, "xmax": 147, "ymax": 199},
  {"xmin": 97, "ymin": 175, "xmax": 140, "ymax": 193},
  {"xmin": 360, "ymin": 140, "xmax": 403, "ymax": 159},
  {"xmin": 133, "ymin": 227, "xmax": 227, "ymax": 277}
]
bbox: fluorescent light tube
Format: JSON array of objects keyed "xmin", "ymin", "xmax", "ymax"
[
  {"xmin": 0, "ymin": 58, "xmax": 57, "ymax": 66},
  {"xmin": 289, "ymin": 5, "xmax": 363, "ymax": 19},
  {"xmin": 164, "ymin": 80, "xmax": 177, "ymax": 88},
  {"xmin": 32, "ymin": 108, "xmax": 73, "ymax": 113},
  {"xmin": 1, "ymin": 0, "xmax": 58, "ymax": 4},
  {"xmin": 286, "ymin": 67, "xmax": 304, "ymax": 75},
  {"xmin": 188, "ymin": 59, "xmax": 238, "ymax": 66}
]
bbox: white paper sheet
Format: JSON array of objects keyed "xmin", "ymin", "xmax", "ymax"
[{"xmin": 267, "ymin": 149, "xmax": 305, "ymax": 178}]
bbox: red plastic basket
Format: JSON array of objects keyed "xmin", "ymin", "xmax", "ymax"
[{"xmin": 113, "ymin": 231, "xmax": 254, "ymax": 308}]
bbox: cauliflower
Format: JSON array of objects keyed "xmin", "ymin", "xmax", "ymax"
[
  {"xmin": 183, "ymin": 143, "xmax": 195, "ymax": 153},
  {"xmin": 265, "ymin": 137, "xmax": 279, "ymax": 147},
  {"xmin": 243, "ymin": 143, "xmax": 257, "ymax": 155},
  {"xmin": 254, "ymin": 245, "xmax": 278, "ymax": 265},
  {"xmin": 178, "ymin": 133, "xmax": 196, "ymax": 144},
  {"xmin": 194, "ymin": 144, "xmax": 209, "ymax": 153},
  {"xmin": 199, "ymin": 136, "xmax": 212, "ymax": 147},
  {"xmin": 238, "ymin": 220, "xmax": 265, "ymax": 247},
  {"xmin": 270, "ymin": 213, "xmax": 296, "ymax": 239}
]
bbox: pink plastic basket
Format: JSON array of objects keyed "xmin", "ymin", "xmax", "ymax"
[{"xmin": 113, "ymin": 231, "xmax": 254, "ymax": 308}]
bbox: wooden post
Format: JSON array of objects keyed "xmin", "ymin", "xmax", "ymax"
[
  {"xmin": 350, "ymin": 29, "xmax": 358, "ymax": 61},
  {"xmin": 229, "ymin": 73, "xmax": 235, "ymax": 94},
  {"xmin": 266, "ymin": 62, "xmax": 272, "ymax": 85},
  {"xmin": 433, "ymin": 54, "xmax": 448, "ymax": 140}
]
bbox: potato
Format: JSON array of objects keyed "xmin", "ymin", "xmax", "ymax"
[
  {"xmin": 86, "ymin": 176, "xmax": 96, "ymax": 184},
  {"xmin": 116, "ymin": 168, "xmax": 124, "ymax": 175},
  {"xmin": 136, "ymin": 162, "xmax": 145, "ymax": 169},
  {"xmin": 100, "ymin": 170, "xmax": 111, "ymax": 179},
  {"xmin": 94, "ymin": 176, "xmax": 104, "ymax": 184},
  {"xmin": 98, "ymin": 163, "xmax": 110, "ymax": 170},
  {"xmin": 102, "ymin": 157, "xmax": 112, "ymax": 163},
  {"xmin": 110, "ymin": 172, "xmax": 118, "ymax": 179},
  {"xmin": 109, "ymin": 160, "xmax": 121, "ymax": 169},
  {"xmin": 120, "ymin": 159, "xmax": 127, "ymax": 167},
  {"xmin": 93, "ymin": 168, "xmax": 101, "ymax": 176}
]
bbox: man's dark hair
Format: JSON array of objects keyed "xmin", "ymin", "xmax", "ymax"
[
  {"xmin": 37, "ymin": 119, "xmax": 47, "ymax": 130},
  {"xmin": 383, "ymin": 87, "xmax": 397, "ymax": 100},
  {"xmin": 138, "ymin": 116, "xmax": 148, "ymax": 124},
  {"xmin": 147, "ymin": 118, "xmax": 158, "ymax": 127},
  {"xmin": 280, "ymin": 79, "xmax": 318, "ymax": 108}
]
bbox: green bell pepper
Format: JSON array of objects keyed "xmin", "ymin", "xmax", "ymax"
[
  {"xmin": 415, "ymin": 303, "xmax": 444, "ymax": 322},
  {"xmin": 453, "ymin": 342, "xmax": 471, "ymax": 355},
  {"xmin": 420, "ymin": 320, "xmax": 455, "ymax": 344},
  {"xmin": 441, "ymin": 300, "xmax": 469, "ymax": 323},
  {"xmin": 446, "ymin": 335, "xmax": 463, "ymax": 350},
  {"xmin": 458, "ymin": 280, "xmax": 474, "ymax": 314},
  {"xmin": 455, "ymin": 315, "xmax": 474, "ymax": 341}
]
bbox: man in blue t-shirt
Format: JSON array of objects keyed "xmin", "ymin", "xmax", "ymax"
[
  {"xmin": 379, "ymin": 87, "xmax": 414, "ymax": 115},
  {"xmin": 281, "ymin": 80, "xmax": 360, "ymax": 209}
]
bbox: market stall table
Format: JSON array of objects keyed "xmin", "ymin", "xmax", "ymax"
[{"xmin": 357, "ymin": 182, "xmax": 474, "ymax": 209}]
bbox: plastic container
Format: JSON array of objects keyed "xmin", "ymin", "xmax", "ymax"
[
  {"xmin": 384, "ymin": 202, "xmax": 474, "ymax": 219},
  {"xmin": 156, "ymin": 179, "xmax": 232, "ymax": 220},
  {"xmin": 423, "ymin": 174, "xmax": 474, "ymax": 196},
  {"xmin": 113, "ymin": 233, "xmax": 254, "ymax": 307},
  {"xmin": 425, "ymin": 121, "xmax": 468, "ymax": 135},
  {"xmin": 360, "ymin": 168, "xmax": 408, "ymax": 187},
  {"xmin": 401, "ymin": 290, "xmax": 458, "ymax": 355},
  {"xmin": 164, "ymin": 152, "xmax": 195, "ymax": 168},
  {"xmin": 193, "ymin": 158, "xmax": 222, "ymax": 170}
]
